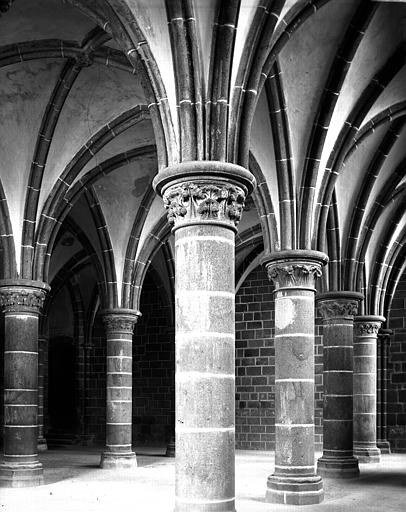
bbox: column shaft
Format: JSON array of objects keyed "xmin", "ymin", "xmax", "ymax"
[
  {"xmin": 263, "ymin": 250, "xmax": 327, "ymax": 505},
  {"xmin": 37, "ymin": 335, "xmax": 48, "ymax": 451},
  {"xmin": 317, "ymin": 292, "xmax": 362, "ymax": 478},
  {"xmin": 175, "ymin": 224, "xmax": 235, "ymax": 511},
  {"xmin": 0, "ymin": 280, "xmax": 49, "ymax": 487},
  {"xmin": 353, "ymin": 316, "xmax": 384, "ymax": 462},
  {"xmin": 100, "ymin": 309, "xmax": 140, "ymax": 469},
  {"xmin": 153, "ymin": 160, "xmax": 255, "ymax": 512}
]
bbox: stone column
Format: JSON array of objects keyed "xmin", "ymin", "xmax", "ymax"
[
  {"xmin": 316, "ymin": 291, "xmax": 362, "ymax": 478},
  {"xmin": 353, "ymin": 316, "xmax": 384, "ymax": 462},
  {"xmin": 377, "ymin": 328, "xmax": 392, "ymax": 453},
  {"xmin": 37, "ymin": 335, "xmax": 48, "ymax": 451},
  {"xmin": 154, "ymin": 161, "xmax": 255, "ymax": 512},
  {"xmin": 0, "ymin": 279, "xmax": 49, "ymax": 487},
  {"xmin": 262, "ymin": 250, "xmax": 328, "ymax": 505},
  {"xmin": 100, "ymin": 308, "xmax": 140, "ymax": 469}
]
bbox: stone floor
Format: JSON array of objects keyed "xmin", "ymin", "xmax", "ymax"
[{"xmin": 0, "ymin": 449, "xmax": 405, "ymax": 511}]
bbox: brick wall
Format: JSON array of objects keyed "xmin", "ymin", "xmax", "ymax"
[
  {"xmin": 235, "ymin": 266, "xmax": 324, "ymax": 450},
  {"xmin": 86, "ymin": 318, "xmax": 107, "ymax": 444},
  {"xmin": 132, "ymin": 272, "xmax": 175, "ymax": 446},
  {"xmin": 387, "ymin": 270, "xmax": 406, "ymax": 453}
]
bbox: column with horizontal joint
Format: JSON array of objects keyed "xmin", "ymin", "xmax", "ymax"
[
  {"xmin": 100, "ymin": 308, "xmax": 140, "ymax": 469},
  {"xmin": 0, "ymin": 279, "xmax": 49, "ymax": 487},
  {"xmin": 37, "ymin": 334, "xmax": 48, "ymax": 451},
  {"xmin": 154, "ymin": 161, "xmax": 255, "ymax": 512},
  {"xmin": 317, "ymin": 291, "xmax": 362, "ymax": 478},
  {"xmin": 353, "ymin": 316, "xmax": 384, "ymax": 462},
  {"xmin": 377, "ymin": 328, "xmax": 392, "ymax": 454},
  {"xmin": 262, "ymin": 250, "xmax": 328, "ymax": 505}
]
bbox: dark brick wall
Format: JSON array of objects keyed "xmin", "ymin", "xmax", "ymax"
[
  {"xmin": 235, "ymin": 266, "xmax": 324, "ymax": 451},
  {"xmin": 86, "ymin": 318, "xmax": 107, "ymax": 445},
  {"xmin": 132, "ymin": 272, "xmax": 175, "ymax": 446},
  {"xmin": 388, "ymin": 271, "xmax": 406, "ymax": 452}
]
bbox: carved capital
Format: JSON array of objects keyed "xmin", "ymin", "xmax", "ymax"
[
  {"xmin": 0, "ymin": 281, "xmax": 49, "ymax": 314},
  {"xmin": 354, "ymin": 315, "xmax": 385, "ymax": 336},
  {"xmin": 153, "ymin": 161, "xmax": 256, "ymax": 231},
  {"xmin": 101, "ymin": 308, "xmax": 141, "ymax": 335},
  {"xmin": 354, "ymin": 322, "xmax": 380, "ymax": 336},
  {"xmin": 318, "ymin": 300, "xmax": 359, "ymax": 319},
  {"xmin": 267, "ymin": 262, "xmax": 323, "ymax": 288},
  {"xmin": 162, "ymin": 181, "xmax": 246, "ymax": 228},
  {"xmin": 316, "ymin": 291, "xmax": 363, "ymax": 320}
]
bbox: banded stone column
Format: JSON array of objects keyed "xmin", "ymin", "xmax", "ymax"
[
  {"xmin": 316, "ymin": 292, "xmax": 362, "ymax": 478},
  {"xmin": 377, "ymin": 328, "xmax": 392, "ymax": 453},
  {"xmin": 0, "ymin": 279, "xmax": 49, "ymax": 487},
  {"xmin": 37, "ymin": 335, "xmax": 48, "ymax": 451},
  {"xmin": 353, "ymin": 316, "xmax": 384, "ymax": 462},
  {"xmin": 262, "ymin": 250, "xmax": 328, "ymax": 505},
  {"xmin": 154, "ymin": 161, "xmax": 255, "ymax": 512},
  {"xmin": 100, "ymin": 308, "xmax": 140, "ymax": 469}
]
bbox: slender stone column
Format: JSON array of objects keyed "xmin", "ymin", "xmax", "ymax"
[
  {"xmin": 154, "ymin": 161, "xmax": 255, "ymax": 512},
  {"xmin": 353, "ymin": 316, "xmax": 384, "ymax": 462},
  {"xmin": 100, "ymin": 308, "xmax": 140, "ymax": 469},
  {"xmin": 316, "ymin": 291, "xmax": 362, "ymax": 478},
  {"xmin": 0, "ymin": 279, "xmax": 49, "ymax": 487},
  {"xmin": 262, "ymin": 250, "xmax": 328, "ymax": 505},
  {"xmin": 37, "ymin": 335, "xmax": 48, "ymax": 451},
  {"xmin": 377, "ymin": 328, "xmax": 392, "ymax": 454}
]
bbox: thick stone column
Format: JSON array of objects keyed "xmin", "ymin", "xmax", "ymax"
[
  {"xmin": 100, "ymin": 308, "xmax": 140, "ymax": 469},
  {"xmin": 377, "ymin": 328, "xmax": 392, "ymax": 454},
  {"xmin": 316, "ymin": 291, "xmax": 362, "ymax": 478},
  {"xmin": 0, "ymin": 279, "xmax": 49, "ymax": 487},
  {"xmin": 353, "ymin": 316, "xmax": 384, "ymax": 462},
  {"xmin": 262, "ymin": 250, "xmax": 328, "ymax": 505},
  {"xmin": 37, "ymin": 335, "xmax": 48, "ymax": 451},
  {"xmin": 154, "ymin": 161, "xmax": 255, "ymax": 512}
]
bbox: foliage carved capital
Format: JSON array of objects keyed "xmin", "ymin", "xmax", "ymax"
[
  {"xmin": 318, "ymin": 300, "xmax": 359, "ymax": 319},
  {"xmin": 267, "ymin": 262, "xmax": 323, "ymax": 288},
  {"xmin": 0, "ymin": 286, "xmax": 47, "ymax": 314},
  {"xmin": 354, "ymin": 322, "xmax": 381, "ymax": 336},
  {"xmin": 101, "ymin": 309, "xmax": 140, "ymax": 335},
  {"xmin": 162, "ymin": 181, "xmax": 247, "ymax": 228}
]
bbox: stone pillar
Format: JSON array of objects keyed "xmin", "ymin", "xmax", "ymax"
[
  {"xmin": 100, "ymin": 308, "xmax": 140, "ymax": 469},
  {"xmin": 262, "ymin": 250, "xmax": 328, "ymax": 505},
  {"xmin": 377, "ymin": 328, "xmax": 392, "ymax": 453},
  {"xmin": 0, "ymin": 279, "xmax": 49, "ymax": 487},
  {"xmin": 316, "ymin": 291, "xmax": 362, "ymax": 478},
  {"xmin": 37, "ymin": 335, "xmax": 48, "ymax": 451},
  {"xmin": 154, "ymin": 161, "xmax": 255, "ymax": 512},
  {"xmin": 353, "ymin": 316, "xmax": 384, "ymax": 462}
]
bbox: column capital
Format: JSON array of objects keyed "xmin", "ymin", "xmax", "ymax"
[
  {"xmin": 262, "ymin": 250, "xmax": 328, "ymax": 289},
  {"xmin": 100, "ymin": 308, "xmax": 141, "ymax": 333},
  {"xmin": 0, "ymin": 279, "xmax": 50, "ymax": 314},
  {"xmin": 316, "ymin": 291, "xmax": 363, "ymax": 319},
  {"xmin": 354, "ymin": 315, "xmax": 385, "ymax": 336},
  {"xmin": 153, "ymin": 161, "xmax": 256, "ymax": 231},
  {"xmin": 378, "ymin": 328, "xmax": 393, "ymax": 343}
]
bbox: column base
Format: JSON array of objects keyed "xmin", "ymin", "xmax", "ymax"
[
  {"xmin": 354, "ymin": 446, "xmax": 381, "ymax": 463},
  {"xmin": 100, "ymin": 451, "xmax": 137, "ymax": 469},
  {"xmin": 377, "ymin": 440, "xmax": 391, "ymax": 454},
  {"xmin": 265, "ymin": 474, "xmax": 324, "ymax": 505},
  {"xmin": 317, "ymin": 456, "xmax": 359, "ymax": 478},
  {"xmin": 37, "ymin": 437, "xmax": 48, "ymax": 452},
  {"xmin": 0, "ymin": 461, "xmax": 44, "ymax": 487}
]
